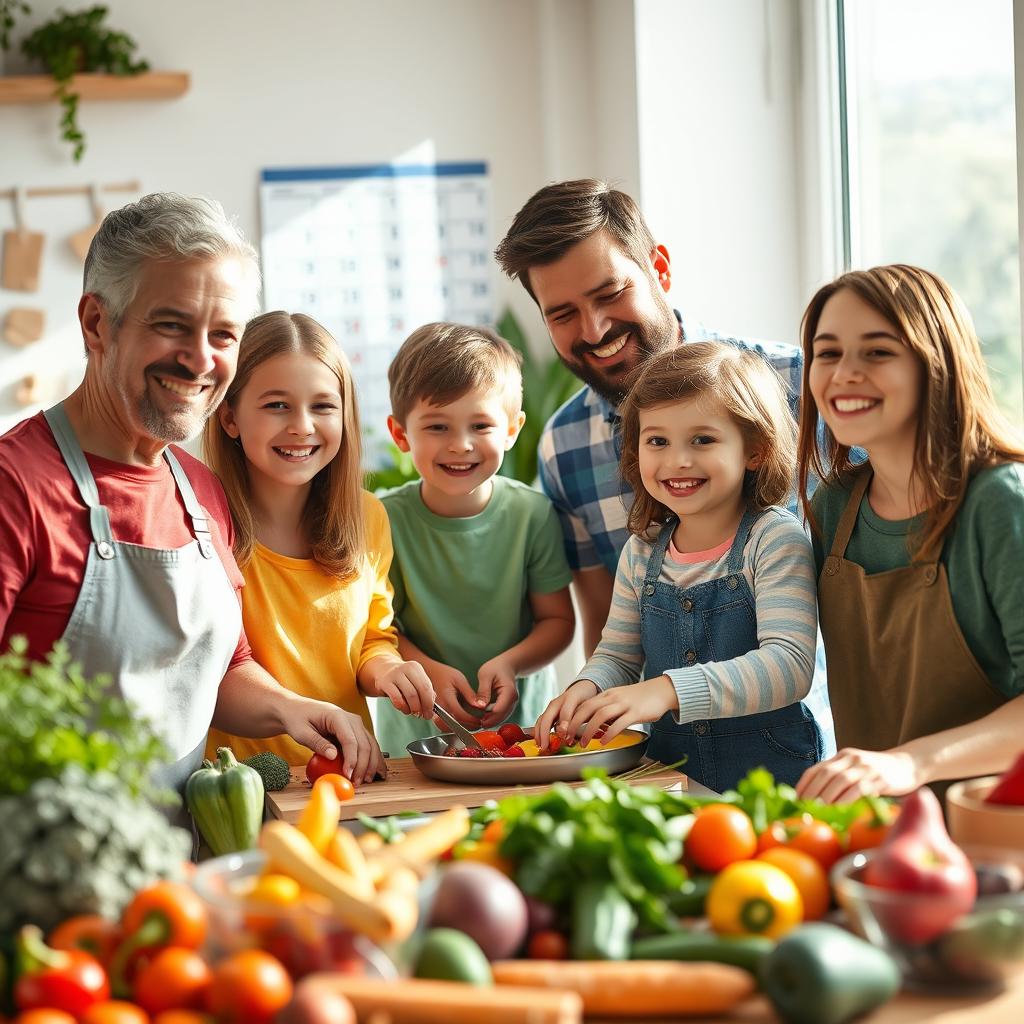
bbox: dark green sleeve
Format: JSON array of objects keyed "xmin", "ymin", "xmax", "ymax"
[{"xmin": 955, "ymin": 464, "xmax": 1024, "ymax": 698}]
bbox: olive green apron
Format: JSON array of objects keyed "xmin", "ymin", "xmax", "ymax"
[{"xmin": 818, "ymin": 467, "xmax": 1006, "ymax": 776}]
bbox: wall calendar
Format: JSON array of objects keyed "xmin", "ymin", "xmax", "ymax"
[{"xmin": 259, "ymin": 161, "xmax": 493, "ymax": 467}]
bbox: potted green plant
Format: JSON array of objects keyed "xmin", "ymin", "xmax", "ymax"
[{"xmin": 18, "ymin": 5, "xmax": 149, "ymax": 161}]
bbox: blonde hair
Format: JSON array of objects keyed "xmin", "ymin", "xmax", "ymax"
[
  {"xmin": 797, "ymin": 264, "xmax": 1024, "ymax": 558},
  {"xmin": 621, "ymin": 343, "xmax": 796, "ymax": 538},
  {"xmin": 387, "ymin": 322, "xmax": 522, "ymax": 423},
  {"xmin": 203, "ymin": 311, "xmax": 365, "ymax": 578}
]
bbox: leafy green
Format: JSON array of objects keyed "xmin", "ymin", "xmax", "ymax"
[
  {"xmin": 472, "ymin": 770, "xmax": 690, "ymax": 930},
  {"xmin": 0, "ymin": 636, "xmax": 172, "ymax": 802},
  {"xmin": 671, "ymin": 766, "xmax": 895, "ymax": 837}
]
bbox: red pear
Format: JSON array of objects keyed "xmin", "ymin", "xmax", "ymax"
[{"xmin": 862, "ymin": 787, "xmax": 976, "ymax": 944}]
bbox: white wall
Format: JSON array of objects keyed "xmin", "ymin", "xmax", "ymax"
[
  {"xmin": 634, "ymin": 0, "xmax": 806, "ymax": 346},
  {"xmin": 0, "ymin": 0, "xmax": 641, "ymax": 432}
]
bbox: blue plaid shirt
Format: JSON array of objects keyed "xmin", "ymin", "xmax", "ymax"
[{"xmin": 538, "ymin": 311, "xmax": 803, "ymax": 575}]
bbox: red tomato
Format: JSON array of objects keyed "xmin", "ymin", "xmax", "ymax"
[
  {"xmin": 79, "ymin": 1002, "xmax": 149, "ymax": 1024},
  {"xmin": 757, "ymin": 815, "xmax": 843, "ymax": 870},
  {"xmin": 502, "ymin": 744, "xmax": 525, "ymax": 758},
  {"xmin": 527, "ymin": 930, "xmax": 569, "ymax": 960},
  {"xmin": 497, "ymin": 724, "xmax": 529, "ymax": 746},
  {"xmin": 133, "ymin": 948, "xmax": 212, "ymax": 1015},
  {"xmin": 306, "ymin": 753, "xmax": 344, "ymax": 784},
  {"xmin": 685, "ymin": 805, "xmax": 758, "ymax": 873},
  {"xmin": 206, "ymin": 951, "xmax": 293, "ymax": 1024},
  {"xmin": 14, "ymin": 947, "xmax": 110, "ymax": 1017},
  {"xmin": 846, "ymin": 805, "xmax": 900, "ymax": 853}
]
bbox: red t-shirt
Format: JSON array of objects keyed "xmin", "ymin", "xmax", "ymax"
[{"xmin": 0, "ymin": 412, "xmax": 252, "ymax": 669}]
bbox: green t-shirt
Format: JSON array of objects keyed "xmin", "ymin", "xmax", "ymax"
[
  {"xmin": 376, "ymin": 476, "xmax": 573, "ymax": 756},
  {"xmin": 810, "ymin": 462, "xmax": 1024, "ymax": 700}
]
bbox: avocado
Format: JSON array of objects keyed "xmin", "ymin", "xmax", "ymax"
[{"xmin": 413, "ymin": 928, "xmax": 493, "ymax": 985}]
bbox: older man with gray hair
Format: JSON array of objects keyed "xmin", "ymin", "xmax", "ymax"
[{"xmin": 0, "ymin": 194, "xmax": 384, "ymax": 822}]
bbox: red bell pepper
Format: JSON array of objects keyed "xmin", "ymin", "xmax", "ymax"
[
  {"xmin": 14, "ymin": 925, "xmax": 110, "ymax": 1015},
  {"xmin": 986, "ymin": 752, "xmax": 1024, "ymax": 806}
]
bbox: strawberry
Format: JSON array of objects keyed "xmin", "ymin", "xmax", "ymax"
[
  {"xmin": 544, "ymin": 733, "xmax": 563, "ymax": 755},
  {"xmin": 498, "ymin": 723, "xmax": 529, "ymax": 746},
  {"xmin": 457, "ymin": 747, "xmax": 484, "ymax": 758},
  {"xmin": 502, "ymin": 744, "xmax": 526, "ymax": 758}
]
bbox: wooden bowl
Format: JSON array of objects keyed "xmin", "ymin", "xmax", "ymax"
[{"xmin": 947, "ymin": 776, "xmax": 1024, "ymax": 850}]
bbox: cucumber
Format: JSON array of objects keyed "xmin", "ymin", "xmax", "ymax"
[{"xmin": 631, "ymin": 929, "xmax": 774, "ymax": 974}]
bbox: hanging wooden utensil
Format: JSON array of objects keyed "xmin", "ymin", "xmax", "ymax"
[
  {"xmin": 2, "ymin": 187, "xmax": 46, "ymax": 292},
  {"xmin": 69, "ymin": 183, "xmax": 104, "ymax": 262},
  {"xmin": 3, "ymin": 308, "xmax": 46, "ymax": 347}
]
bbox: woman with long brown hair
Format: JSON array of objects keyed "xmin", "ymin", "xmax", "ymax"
[
  {"xmin": 203, "ymin": 311, "xmax": 433, "ymax": 780},
  {"xmin": 795, "ymin": 264, "xmax": 1024, "ymax": 802}
]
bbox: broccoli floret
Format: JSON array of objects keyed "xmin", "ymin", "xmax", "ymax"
[{"xmin": 242, "ymin": 751, "xmax": 291, "ymax": 792}]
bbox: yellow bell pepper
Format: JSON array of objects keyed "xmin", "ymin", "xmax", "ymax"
[{"xmin": 707, "ymin": 860, "xmax": 803, "ymax": 939}]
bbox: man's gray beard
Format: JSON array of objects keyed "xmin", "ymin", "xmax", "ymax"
[{"xmin": 137, "ymin": 394, "xmax": 213, "ymax": 444}]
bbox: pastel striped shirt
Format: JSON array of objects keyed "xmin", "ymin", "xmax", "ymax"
[{"xmin": 575, "ymin": 508, "xmax": 817, "ymax": 723}]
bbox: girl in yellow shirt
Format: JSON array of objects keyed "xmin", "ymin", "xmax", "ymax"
[{"xmin": 203, "ymin": 311, "xmax": 434, "ymax": 778}]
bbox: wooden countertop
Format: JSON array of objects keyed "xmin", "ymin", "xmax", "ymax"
[{"xmin": 267, "ymin": 757, "xmax": 689, "ymax": 823}]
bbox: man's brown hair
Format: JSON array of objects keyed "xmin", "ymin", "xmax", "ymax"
[
  {"xmin": 495, "ymin": 179, "xmax": 656, "ymax": 301},
  {"xmin": 388, "ymin": 322, "xmax": 523, "ymax": 424},
  {"xmin": 797, "ymin": 264, "xmax": 1024, "ymax": 559}
]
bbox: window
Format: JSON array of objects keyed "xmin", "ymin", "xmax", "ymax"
[{"xmin": 840, "ymin": 0, "xmax": 1021, "ymax": 419}]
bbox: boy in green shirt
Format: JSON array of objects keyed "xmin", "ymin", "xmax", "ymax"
[{"xmin": 375, "ymin": 322, "xmax": 575, "ymax": 756}]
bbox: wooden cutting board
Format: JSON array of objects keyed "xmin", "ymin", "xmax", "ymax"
[{"xmin": 266, "ymin": 757, "xmax": 688, "ymax": 823}]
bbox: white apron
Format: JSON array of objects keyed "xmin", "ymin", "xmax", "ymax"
[{"xmin": 45, "ymin": 403, "xmax": 241, "ymax": 827}]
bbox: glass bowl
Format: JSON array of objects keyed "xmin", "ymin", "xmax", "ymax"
[
  {"xmin": 831, "ymin": 844, "xmax": 1024, "ymax": 991},
  {"xmin": 191, "ymin": 849, "xmax": 397, "ymax": 981}
]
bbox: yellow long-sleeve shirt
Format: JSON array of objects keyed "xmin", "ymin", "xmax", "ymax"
[{"xmin": 206, "ymin": 491, "xmax": 399, "ymax": 765}]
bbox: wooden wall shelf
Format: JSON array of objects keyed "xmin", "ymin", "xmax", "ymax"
[{"xmin": 0, "ymin": 72, "xmax": 189, "ymax": 104}]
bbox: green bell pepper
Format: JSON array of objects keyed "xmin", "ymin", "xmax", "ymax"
[
  {"xmin": 759, "ymin": 923, "xmax": 901, "ymax": 1024},
  {"xmin": 185, "ymin": 746, "xmax": 264, "ymax": 855}
]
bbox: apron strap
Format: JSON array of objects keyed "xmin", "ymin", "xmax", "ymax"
[
  {"xmin": 827, "ymin": 465, "xmax": 872, "ymax": 561},
  {"xmin": 163, "ymin": 448, "xmax": 215, "ymax": 559},
  {"xmin": 642, "ymin": 519, "xmax": 676, "ymax": 589},
  {"xmin": 726, "ymin": 506, "xmax": 763, "ymax": 573},
  {"xmin": 44, "ymin": 402, "xmax": 116, "ymax": 553}
]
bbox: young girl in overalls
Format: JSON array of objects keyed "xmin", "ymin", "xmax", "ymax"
[
  {"xmin": 203, "ymin": 311, "xmax": 433, "ymax": 782},
  {"xmin": 794, "ymin": 265, "xmax": 1024, "ymax": 804},
  {"xmin": 536, "ymin": 342, "xmax": 823, "ymax": 793}
]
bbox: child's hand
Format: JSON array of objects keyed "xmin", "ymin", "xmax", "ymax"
[
  {"xmin": 375, "ymin": 659, "xmax": 436, "ymax": 719},
  {"xmin": 534, "ymin": 679, "xmax": 599, "ymax": 750},
  {"xmin": 559, "ymin": 675, "xmax": 677, "ymax": 748},
  {"xmin": 475, "ymin": 656, "xmax": 519, "ymax": 728},
  {"xmin": 431, "ymin": 661, "xmax": 486, "ymax": 727}
]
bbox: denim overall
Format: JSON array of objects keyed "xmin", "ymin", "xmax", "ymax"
[{"xmin": 641, "ymin": 508, "xmax": 824, "ymax": 793}]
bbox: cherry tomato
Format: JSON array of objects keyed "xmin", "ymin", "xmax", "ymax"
[
  {"xmin": 316, "ymin": 773, "xmax": 356, "ymax": 801},
  {"xmin": 206, "ymin": 951, "xmax": 293, "ymax": 1024},
  {"xmin": 49, "ymin": 916, "xmax": 122, "ymax": 967},
  {"xmin": 305, "ymin": 753, "xmax": 344, "ymax": 785},
  {"xmin": 474, "ymin": 731, "xmax": 507, "ymax": 752},
  {"xmin": 757, "ymin": 815, "xmax": 843, "ymax": 870},
  {"xmin": 846, "ymin": 804, "xmax": 900, "ymax": 852},
  {"xmin": 497, "ymin": 724, "xmax": 529, "ymax": 746},
  {"xmin": 79, "ymin": 1002, "xmax": 149, "ymax": 1024},
  {"xmin": 133, "ymin": 948, "xmax": 212, "ymax": 1015},
  {"xmin": 684, "ymin": 805, "xmax": 758, "ymax": 872},
  {"xmin": 756, "ymin": 846, "xmax": 830, "ymax": 921},
  {"xmin": 527, "ymin": 930, "xmax": 569, "ymax": 960},
  {"xmin": 13, "ymin": 1012, "xmax": 78, "ymax": 1024}
]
